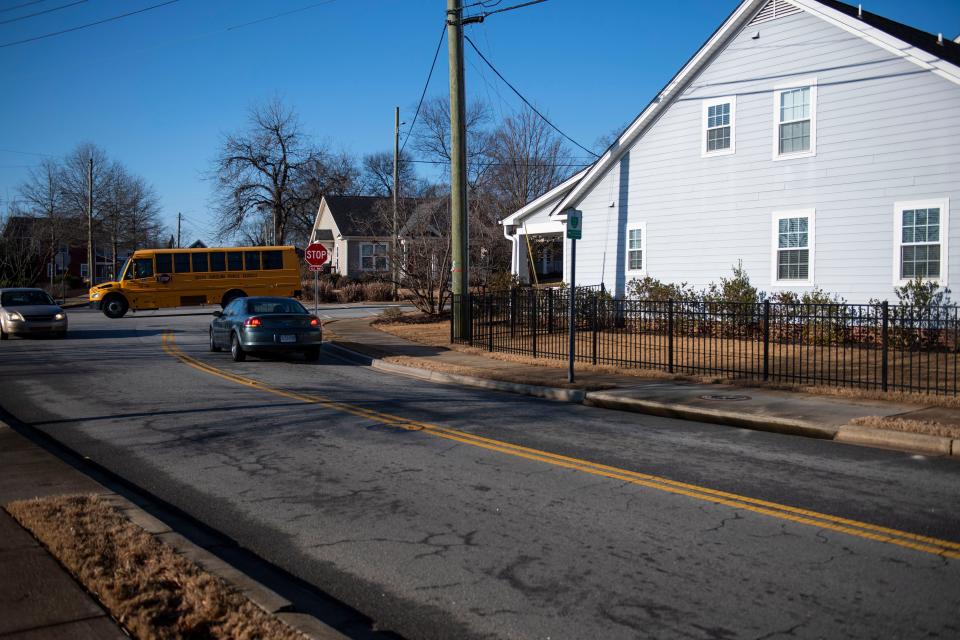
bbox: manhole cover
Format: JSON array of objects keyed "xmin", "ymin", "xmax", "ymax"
[{"xmin": 699, "ymin": 394, "xmax": 751, "ymax": 401}]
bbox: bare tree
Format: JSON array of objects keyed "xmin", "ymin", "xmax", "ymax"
[
  {"xmin": 0, "ymin": 208, "xmax": 46, "ymax": 287},
  {"xmin": 360, "ymin": 150, "xmax": 421, "ymax": 197},
  {"xmin": 411, "ymin": 96, "xmax": 495, "ymax": 189},
  {"xmin": 210, "ymin": 99, "xmax": 323, "ymax": 244},
  {"xmin": 286, "ymin": 149, "xmax": 361, "ymax": 247},
  {"xmin": 17, "ymin": 159, "xmax": 69, "ymax": 293}
]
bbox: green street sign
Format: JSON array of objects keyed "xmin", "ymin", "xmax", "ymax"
[{"xmin": 566, "ymin": 209, "xmax": 582, "ymax": 240}]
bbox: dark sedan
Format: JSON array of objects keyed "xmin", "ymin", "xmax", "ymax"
[{"xmin": 209, "ymin": 296, "xmax": 322, "ymax": 362}]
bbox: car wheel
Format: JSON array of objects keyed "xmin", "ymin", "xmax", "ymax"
[
  {"xmin": 209, "ymin": 329, "xmax": 221, "ymax": 352},
  {"xmin": 304, "ymin": 347, "xmax": 320, "ymax": 362},
  {"xmin": 230, "ymin": 333, "xmax": 246, "ymax": 362},
  {"xmin": 0, "ymin": 324, "xmax": 7, "ymax": 340},
  {"xmin": 102, "ymin": 295, "xmax": 129, "ymax": 319}
]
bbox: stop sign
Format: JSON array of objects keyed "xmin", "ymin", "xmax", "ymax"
[{"xmin": 304, "ymin": 242, "xmax": 329, "ymax": 267}]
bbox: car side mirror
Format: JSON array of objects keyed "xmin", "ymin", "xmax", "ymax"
[{"xmin": 212, "ymin": 311, "xmax": 222, "ymax": 318}]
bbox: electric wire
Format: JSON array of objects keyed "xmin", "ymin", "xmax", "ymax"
[
  {"xmin": 0, "ymin": 0, "xmax": 48, "ymax": 14},
  {"xmin": 0, "ymin": 0, "xmax": 86, "ymax": 26},
  {"xmin": 399, "ymin": 22, "xmax": 446, "ymax": 156},
  {"xmin": 466, "ymin": 0, "xmax": 546, "ymax": 20},
  {"xmin": 463, "ymin": 34, "xmax": 598, "ymax": 157},
  {"xmin": 0, "ymin": 0, "xmax": 181, "ymax": 49},
  {"xmin": 226, "ymin": 0, "xmax": 337, "ymax": 32}
]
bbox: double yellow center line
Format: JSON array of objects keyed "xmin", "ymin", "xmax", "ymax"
[{"xmin": 162, "ymin": 331, "xmax": 960, "ymax": 561}]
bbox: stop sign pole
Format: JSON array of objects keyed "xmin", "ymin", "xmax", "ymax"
[{"xmin": 304, "ymin": 242, "xmax": 329, "ymax": 315}]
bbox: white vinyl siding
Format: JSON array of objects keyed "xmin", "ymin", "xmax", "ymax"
[
  {"xmin": 360, "ymin": 242, "xmax": 388, "ymax": 271},
  {"xmin": 773, "ymin": 79, "xmax": 817, "ymax": 159},
  {"xmin": 894, "ymin": 198, "xmax": 949, "ymax": 285},
  {"xmin": 626, "ymin": 225, "xmax": 645, "ymax": 273},
  {"xmin": 702, "ymin": 96, "xmax": 736, "ymax": 157},
  {"xmin": 772, "ymin": 210, "xmax": 815, "ymax": 286}
]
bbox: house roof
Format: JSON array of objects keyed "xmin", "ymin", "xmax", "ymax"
[
  {"xmin": 547, "ymin": 0, "xmax": 960, "ymax": 218},
  {"xmin": 500, "ymin": 168, "xmax": 589, "ymax": 229},
  {"xmin": 321, "ymin": 195, "xmax": 422, "ymax": 237}
]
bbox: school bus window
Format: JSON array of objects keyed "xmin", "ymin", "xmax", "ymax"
[
  {"xmin": 210, "ymin": 252, "xmax": 226, "ymax": 272},
  {"xmin": 227, "ymin": 252, "xmax": 243, "ymax": 271},
  {"xmin": 156, "ymin": 253, "xmax": 172, "ymax": 273},
  {"xmin": 192, "ymin": 252, "xmax": 209, "ymax": 273},
  {"xmin": 244, "ymin": 251, "xmax": 261, "ymax": 271},
  {"xmin": 262, "ymin": 250, "xmax": 283, "ymax": 270},
  {"xmin": 133, "ymin": 258, "xmax": 154, "ymax": 279},
  {"xmin": 174, "ymin": 253, "xmax": 191, "ymax": 273}
]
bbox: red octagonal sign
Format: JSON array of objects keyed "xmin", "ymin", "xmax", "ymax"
[{"xmin": 304, "ymin": 242, "xmax": 329, "ymax": 267}]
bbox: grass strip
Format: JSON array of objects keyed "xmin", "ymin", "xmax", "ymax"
[{"xmin": 5, "ymin": 495, "xmax": 306, "ymax": 640}]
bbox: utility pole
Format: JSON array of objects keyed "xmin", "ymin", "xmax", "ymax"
[
  {"xmin": 176, "ymin": 212, "xmax": 181, "ymax": 248},
  {"xmin": 86, "ymin": 157, "xmax": 93, "ymax": 288},
  {"xmin": 392, "ymin": 106, "xmax": 400, "ymax": 301},
  {"xmin": 447, "ymin": 0, "xmax": 469, "ymax": 333}
]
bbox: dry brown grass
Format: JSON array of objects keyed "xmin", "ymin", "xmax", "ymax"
[
  {"xmin": 5, "ymin": 495, "xmax": 306, "ymax": 640},
  {"xmin": 374, "ymin": 319, "xmax": 960, "ymax": 408},
  {"xmin": 849, "ymin": 416, "xmax": 960, "ymax": 439}
]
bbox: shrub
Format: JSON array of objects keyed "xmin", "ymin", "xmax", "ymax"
[
  {"xmin": 770, "ymin": 288, "xmax": 847, "ymax": 306},
  {"xmin": 380, "ymin": 306, "xmax": 405, "ymax": 323},
  {"xmin": 704, "ymin": 261, "xmax": 766, "ymax": 305},
  {"xmin": 363, "ymin": 281, "xmax": 393, "ymax": 301},
  {"xmin": 487, "ymin": 272, "xmax": 523, "ymax": 292},
  {"xmin": 627, "ymin": 276, "xmax": 697, "ymax": 301},
  {"xmin": 336, "ymin": 283, "xmax": 365, "ymax": 303},
  {"xmin": 894, "ymin": 276, "xmax": 951, "ymax": 309}
]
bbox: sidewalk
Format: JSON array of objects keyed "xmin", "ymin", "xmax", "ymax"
[
  {"xmin": 0, "ymin": 425, "xmax": 126, "ymax": 639},
  {"xmin": 325, "ymin": 317, "xmax": 960, "ymax": 457}
]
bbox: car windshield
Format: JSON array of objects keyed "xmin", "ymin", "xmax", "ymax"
[
  {"xmin": 1, "ymin": 290, "xmax": 55, "ymax": 306},
  {"xmin": 247, "ymin": 299, "xmax": 307, "ymax": 315}
]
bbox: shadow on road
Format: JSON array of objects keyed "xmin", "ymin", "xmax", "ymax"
[
  {"xmin": 60, "ymin": 329, "xmax": 169, "ymax": 340},
  {"xmin": 30, "ymin": 401, "xmax": 307, "ymax": 426}
]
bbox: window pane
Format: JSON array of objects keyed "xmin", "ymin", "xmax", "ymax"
[
  {"xmin": 156, "ymin": 253, "xmax": 172, "ymax": 273},
  {"xmin": 779, "ymin": 121, "xmax": 810, "ymax": 154},
  {"xmin": 780, "ymin": 87, "xmax": 810, "ymax": 122},
  {"xmin": 133, "ymin": 258, "xmax": 154, "ymax": 279},
  {"xmin": 210, "ymin": 252, "xmax": 226, "ymax": 272},
  {"xmin": 173, "ymin": 253, "xmax": 190, "ymax": 273},
  {"xmin": 361, "ymin": 244, "xmax": 372, "ymax": 257},
  {"xmin": 629, "ymin": 249, "xmax": 642, "ymax": 270},
  {"xmin": 778, "ymin": 249, "xmax": 809, "ymax": 280},
  {"xmin": 227, "ymin": 252, "xmax": 243, "ymax": 271},
  {"xmin": 707, "ymin": 126, "xmax": 730, "ymax": 151},
  {"xmin": 244, "ymin": 251, "xmax": 260, "ymax": 271},
  {"xmin": 191, "ymin": 252, "xmax": 209, "ymax": 273},
  {"xmin": 902, "ymin": 244, "xmax": 940, "ymax": 279},
  {"xmin": 778, "ymin": 217, "xmax": 809, "ymax": 249},
  {"xmin": 261, "ymin": 250, "xmax": 283, "ymax": 270}
]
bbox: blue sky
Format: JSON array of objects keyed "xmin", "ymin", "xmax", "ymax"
[{"xmin": 2, "ymin": 0, "xmax": 958, "ymax": 244}]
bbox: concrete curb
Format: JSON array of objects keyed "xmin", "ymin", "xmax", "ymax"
[
  {"xmin": 325, "ymin": 342, "xmax": 587, "ymax": 402},
  {"xmin": 326, "ymin": 341, "xmax": 960, "ymax": 459},
  {"xmin": 583, "ymin": 391, "xmax": 838, "ymax": 440},
  {"xmin": 835, "ymin": 424, "xmax": 956, "ymax": 457}
]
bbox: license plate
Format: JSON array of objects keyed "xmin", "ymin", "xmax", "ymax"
[{"xmin": 279, "ymin": 334, "xmax": 297, "ymax": 343}]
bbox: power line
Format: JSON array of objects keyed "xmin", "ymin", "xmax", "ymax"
[
  {"xmin": 399, "ymin": 23, "xmax": 446, "ymax": 155},
  {"xmin": 409, "ymin": 158, "xmax": 592, "ymax": 169},
  {"xmin": 0, "ymin": 0, "xmax": 48, "ymax": 14},
  {"xmin": 0, "ymin": 0, "xmax": 85, "ymax": 26},
  {"xmin": 0, "ymin": 0, "xmax": 181, "ymax": 49},
  {"xmin": 465, "ymin": 0, "xmax": 547, "ymax": 21},
  {"xmin": 226, "ymin": 0, "xmax": 337, "ymax": 32},
  {"xmin": 0, "ymin": 147, "xmax": 54, "ymax": 156},
  {"xmin": 463, "ymin": 34, "xmax": 598, "ymax": 158}
]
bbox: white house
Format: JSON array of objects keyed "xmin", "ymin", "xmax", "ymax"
[{"xmin": 502, "ymin": 0, "xmax": 960, "ymax": 303}]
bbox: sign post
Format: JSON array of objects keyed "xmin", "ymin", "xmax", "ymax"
[
  {"xmin": 304, "ymin": 242, "xmax": 330, "ymax": 316},
  {"xmin": 565, "ymin": 209, "xmax": 582, "ymax": 384}
]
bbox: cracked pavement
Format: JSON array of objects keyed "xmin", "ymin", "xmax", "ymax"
[{"xmin": 1, "ymin": 307, "xmax": 959, "ymax": 639}]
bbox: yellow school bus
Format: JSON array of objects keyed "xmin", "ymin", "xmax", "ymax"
[{"xmin": 89, "ymin": 246, "xmax": 301, "ymax": 318}]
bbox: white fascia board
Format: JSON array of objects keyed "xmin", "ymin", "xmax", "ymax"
[
  {"xmin": 790, "ymin": 0, "xmax": 960, "ymax": 87},
  {"xmin": 552, "ymin": 0, "xmax": 765, "ymax": 215},
  {"xmin": 521, "ymin": 221, "xmax": 564, "ymax": 235},
  {"xmin": 501, "ymin": 168, "xmax": 590, "ymax": 227}
]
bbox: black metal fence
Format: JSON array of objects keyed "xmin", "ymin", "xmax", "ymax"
[{"xmin": 450, "ymin": 288, "xmax": 960, "ymax": 396}]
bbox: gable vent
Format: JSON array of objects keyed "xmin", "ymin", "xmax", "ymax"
[{"xmin": 749, "ymin": 0, "xmax": 801, "ymax": 25}]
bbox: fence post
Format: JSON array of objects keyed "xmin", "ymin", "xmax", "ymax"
[
  {"xmin": 547, "ymin": 288, "xmax": 554, "ymax": 334},
  {"xmin": 510, "ymin": 288, "xmax": 518, "ymax": 339},
  {"xmin": 592, "ymin": 294, "xmax": 599, "ymax": 365},
  {"xmin": 668, "ymin": 299, "xmax": 674, "ymax": 374},
  {"xmin": 531, "ymin": 290, "xmax": 538, "ymax": 358},
  {"xmin": 763, "ymin": 300, "xmax": 770, "ymax": 381},
  {"xmin": 467, "ymin": 292, "xmax": 474, "ymax": 348},
  {"xmin": 487, "ymin": 294, "xmax": 494, "ymax": 352},
  {"xmin": 881, "ymin": 300, "xmax": 889, "ymax": 392}
]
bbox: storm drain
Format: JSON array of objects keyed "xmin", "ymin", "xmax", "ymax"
[{"xmin": 698, "ymin": 394, "xmax": 751, "ymax": 402}]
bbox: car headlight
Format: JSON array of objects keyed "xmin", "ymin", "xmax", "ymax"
[
  {"xmin": 54, "ymin": 312, "xmax": 65, "ymax": 321},
  {"xmin": 7, "ymin": 312, "xmax": 23, "ymax": 321}
]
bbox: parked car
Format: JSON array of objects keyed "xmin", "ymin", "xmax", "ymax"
[
  {"xmin": 0, "ymin": 288, "xmax": 68, "ymax": 339},
  {"xmin": 209, "ymin": 296, "xmax": 321, "ymax": 362}
]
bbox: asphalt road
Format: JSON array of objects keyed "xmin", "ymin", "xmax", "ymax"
[{"xmin": 1, "ymin": 306, "xmax": 959, "ymax": 639}]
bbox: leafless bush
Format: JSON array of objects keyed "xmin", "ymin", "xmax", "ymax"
[
  {"xmin": 337, "ymin": 283, "xmax": 364, "ymax": 303},
  {"xmin": 364, "ymin": 281, "xmax": 393, "ymax": 301}
]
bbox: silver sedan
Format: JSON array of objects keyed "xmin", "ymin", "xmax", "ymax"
[{"xmin": 0, "ymin": 288, "xmax": 68, "ymax": 339}]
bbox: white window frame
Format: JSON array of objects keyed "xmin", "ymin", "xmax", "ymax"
[
  {"xmin": 893, "ymin": 198, "xmax": 949, "ymax": 286},
  {"xmin": 701, "ymin": 96, "xmax": 736, "ymax": 157},
  {"xmin": 359, "ymin": 241, "xmax": 389, "ymax": 271},
  {"xmin": 625, "ymin": 223, "xmax": 646, "ymax": 275},
  {"xmin": 771, "ymin": 209, "xmax": 815, "ymax": 286},
  {"xmin": 772, "ymin": 78, "xmax": 817, "ymax": 161},
  {"xmin": 80, "ymin": 263, "xmax": 89, "ymax": 279}
]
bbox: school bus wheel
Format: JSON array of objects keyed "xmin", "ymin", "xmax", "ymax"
[{"xmin": 102, "ymin": 294, "xmax": 129, "ymax": 319}]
